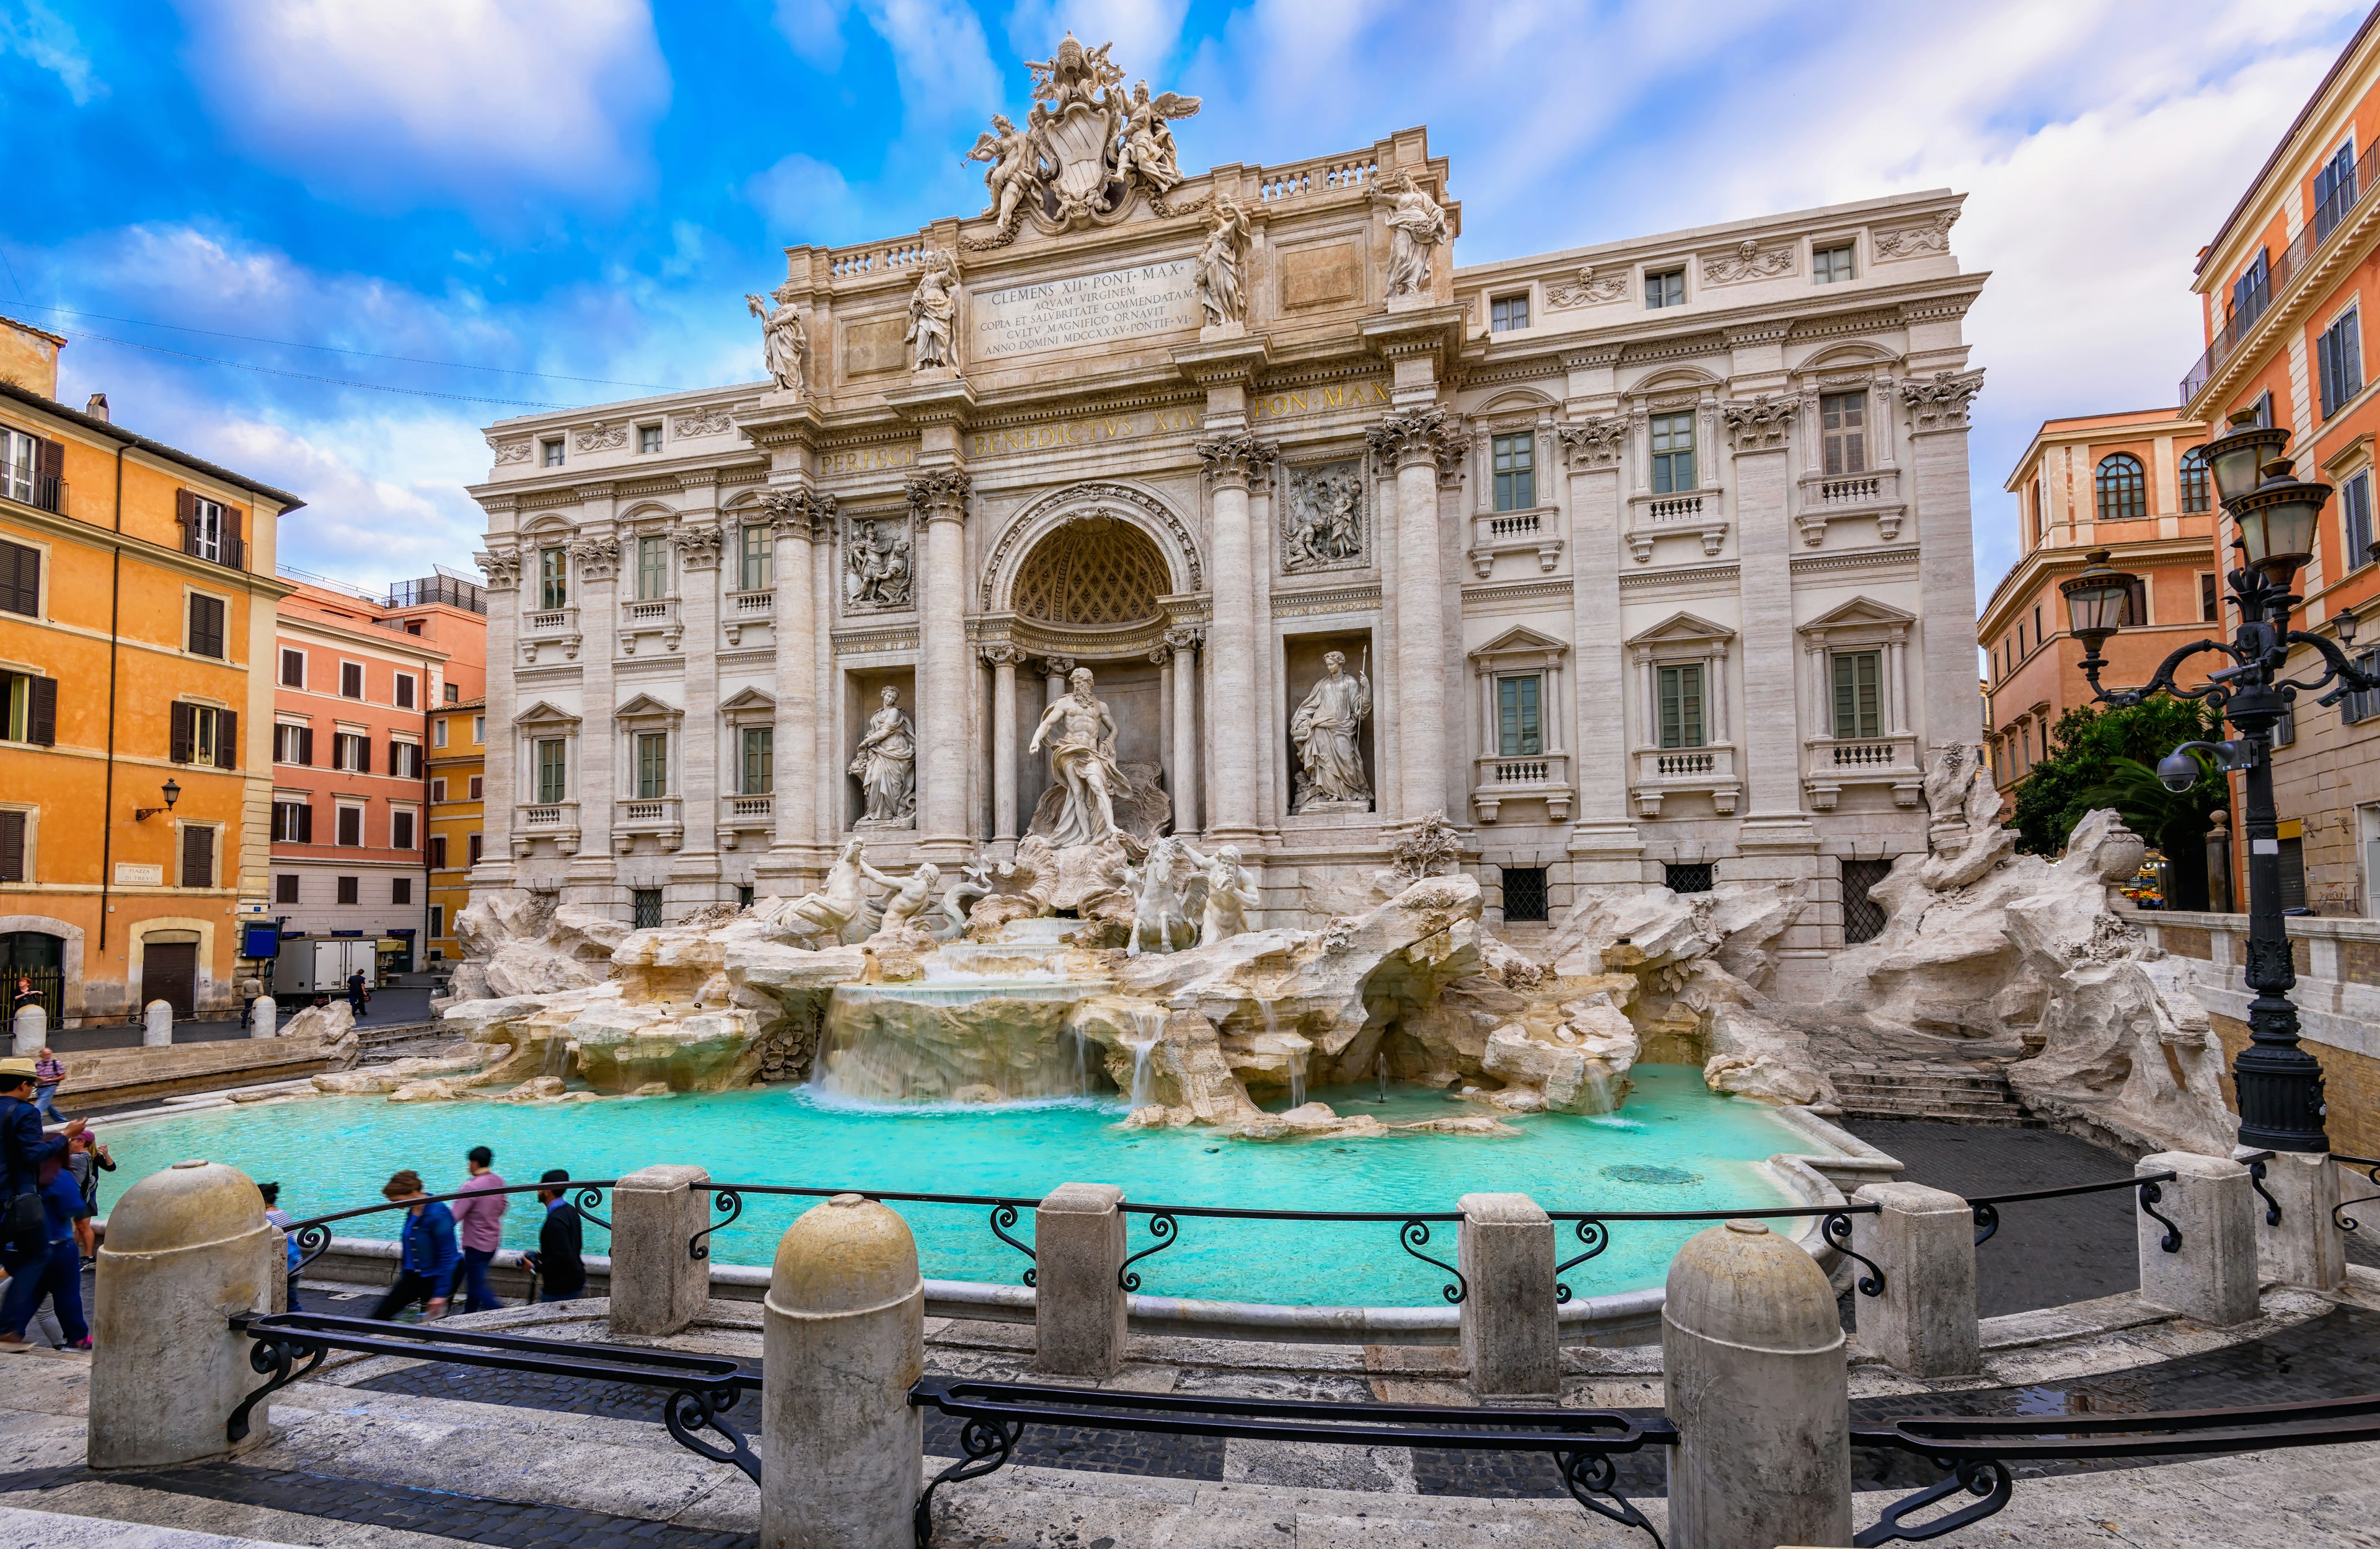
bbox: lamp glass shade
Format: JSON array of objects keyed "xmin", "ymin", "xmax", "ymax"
[
  {"xmin": 161, "ymin": 778, "xmax": 181, "ymax": 807},
  {"xmin": 2200, "ymin": 424, "xmax": 2290, "ymax": 505},
  {"xmin": 2233, "ymin": 478, "xmax": 2325, "ymax": 582},
  {"xmin": 2061, "ymin": 554, "xmax": 2135, "ymax": 643}
]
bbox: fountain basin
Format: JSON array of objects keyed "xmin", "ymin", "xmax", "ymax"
[{"xmin": 97, "ymin": 1067, "xmax": 1822, "ymax": 1306}]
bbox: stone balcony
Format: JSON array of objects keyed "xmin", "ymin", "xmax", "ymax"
[
  {"xmin": 1631, "ymin": 744, "xmax": 1740, "ymax": 818},
  {"xmin": 619, "ymin": 597, "xmax": 684, "ymax": 656},
  {"xmin": 519, "ymin": 605, "xmax": 581, "ymax": 664},
  {"xmin": 723, "ymin": 589, "xmax": 775, "ymax": 646},
  {"xmin": 1793, "ymin": 467, "xmax": 1906, "ymax": 546},
  {"xmin": 1624, "ymin": 489, "xmax": 1728, "ymax": 564},
  {"xmin": 718, "ymin": 792, "xmax": 774, "ymax": 848},
  {"xmin": 1469, "ymin": 752, "xmax": 1572, "ymax": 824},
  {"xmin": 1802, "ymin": 734, "xmax": 1923, "ymax": 809},
  {"xmin": 511, "ymin": 800, "xmax": 581, "ymax": 857},
  {"xmin": 1464, "ymin": 506, "xmax": 1562, "ymax": 577},
  {"xmin": 614, "ymin": 796, "xmax": 685, "ymax": 853}
]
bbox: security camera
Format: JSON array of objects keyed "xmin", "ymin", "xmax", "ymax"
[{"xmin": 2156, "ymin": 750, "xmax": 2202, "ymax": 793}]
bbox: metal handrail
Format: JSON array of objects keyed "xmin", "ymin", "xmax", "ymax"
[
  {"xmin": 2332, "ymin": 1152, "xmax": 2380, "ymax": 1232},
  {"xmin": 1967, "ymin": 1167, "xmax": 2180, "ymax": 1248},
  {"xmin": 1547, "ymin": 1202, "xmax": 1887, "ymax": 1303},
  {"xmin": 284, "ymin": 1180, "xmax": 616, "ymax": 1278}
]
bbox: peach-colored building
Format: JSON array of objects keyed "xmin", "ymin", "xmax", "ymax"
[{"xmin": 1983, "ymin": 407, "xmax": 2215, "ymax": 796}]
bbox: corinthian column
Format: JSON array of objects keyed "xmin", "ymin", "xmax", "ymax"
[
  {"xmin": 981, "ymin": 643, "xmax": 1021, "ymax": 846},
  {"xmin": 1366, "ymin": 410, "xmax": 1466, "ymax": 824},
  {"xmin": 908, "ymin": 468, "xmax": 974, "ymax": 860},
  {"xmin": 764, "ymin": 489, "xmax": 829, "ymax": 869},
  {"xmin": 1196, "ymin": 434, "xmax": 1273, "ymax": 841},
  {"xmin": 1165, "ymin": 626, "xmax": 1203, "ymax": 835}
]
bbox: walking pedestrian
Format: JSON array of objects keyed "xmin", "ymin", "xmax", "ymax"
[
  {"xmin": 368, "ymin": 1170, "xmax": 457, "ymax": 1322},
  {"xmin": 346, "ymin": 970, "xmax": 369, "ymax": 1020},
  {"xmin": 0, "ymin": 1057, "xmax": 76, "ymax": 1353},
  {"xmin": 259, "ymin": 1181, "xmax": 303, "ymax": 1312},
  {"xmin": 29, "ymin": 1050, "xmax": 63, "ymax": 1125},
  {"xmin": 449, "ymin": 1146, "xmax": 508, "ymax": 1314},
  {"xmin": 522, "ymin": 1170, "xmax": 586, "ymax": 1302},
  {"xmin": 10, "ymin": 1157, "xmax": 92, "ymax": 1349}
]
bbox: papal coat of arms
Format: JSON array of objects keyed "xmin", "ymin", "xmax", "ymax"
[{"xmin": 967, "ymin": 33, "xmax": 1202, "ymax": 234}]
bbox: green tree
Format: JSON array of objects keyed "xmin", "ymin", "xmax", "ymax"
[{"xmin": 2010, "ymin": 700, "xmax": 2231, "ymax": 883}]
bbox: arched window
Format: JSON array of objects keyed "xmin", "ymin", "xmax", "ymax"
[
  {"xmin": 2096, "ymin": 454, "xmax": 2148, "ymax": 522},
  {"xmin": 2178, "ymin": 447, "xmax": 2211, "ymax": 514}
]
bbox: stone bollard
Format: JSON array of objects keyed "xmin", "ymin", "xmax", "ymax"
[
  {"xmin": 90, "ymin": 1159, "xmax": 275, "ymax": 1468},
  {"xmin": 1850, "ymin": 1182, "xmax": 1978, "ymax": 1377},
  {"xmin": 249, "ymin": 996, "xmax": 278, "ymax": 1038},
  {"xmin": 2136, "ymin": 1152, "xmax": 2257, "ymax": 1325},
  {"xmin": 2242, "ymin": 1150, "xmax": 2347, "ymax": 1291},
  {"xmin": 1664, "ymin": 1220, "xmax": 1851, "ymax": 1549},
  {"xmin": 764, "ymin": 1194, "xmax": 923, "ymax": 1549},
  {"xmin": 143, "ymin": 1000, "xmax": 173, "ymax": 1047},
  {"xmin": 608, "ymin": 1165, "xmax": 713, "ymax": 1338},
  {"xmin": 10, "ymin": 1003, "xmax": 40, "ymax": 1056},
  {"xmin": 1034, "ymin": 1183, "xmax": 1127, "ymax": 1377},
  {"xmin": 1458, "ymin": 1192, "xmax": 1558, "ymax": 1397}
]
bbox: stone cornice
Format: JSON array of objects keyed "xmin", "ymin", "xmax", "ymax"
[
  {"xmin": 884, "ymin": 374, "xmax": 979, "ymax": 427},
  {"xmin": 1173, "ymin": 335, "xmax": 1273, "ymax": 388}
]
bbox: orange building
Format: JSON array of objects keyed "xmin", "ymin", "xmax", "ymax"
[
  {"xmin": 2182, "ymin": 7, "xmax": 2380, "ymax": 914},
  {"xmin": 268, "ymin": 573, "xmax": 485, "ymax": 976},
  {"xmin": 428, "ymin": 695, "xmax": 485, "ymax": 962},
  {"xmin": 1983, "ymin": 408, "xmax": 2215, "ymax": 797},
  {"xmin": 0, "ymin": 317, "xmax": 302, "ymax": 1022}
]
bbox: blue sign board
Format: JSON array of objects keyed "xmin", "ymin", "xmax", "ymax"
[{"xmin": 240, "ymin": 924, "xmax": 282, "ymax": 960}]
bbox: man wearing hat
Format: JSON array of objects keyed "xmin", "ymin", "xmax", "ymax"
[{"xmin": 0, "ymin": 1056, "xmax": 81, "ymax": 1351}]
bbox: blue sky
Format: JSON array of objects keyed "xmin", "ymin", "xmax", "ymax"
[{"xmin": 1, "ymin": 0, "xmax": 2371, "ymax": 602}]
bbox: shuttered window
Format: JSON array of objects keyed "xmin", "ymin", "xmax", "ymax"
[
  {"xmin": 1496, "ymin": 675, "xmax": 1542, "ymax": 756},
  {"xmin": 187, "ymin": 594, "xmax": 226, "ymax": 658},
  {"xmin": 742, "ymin": 727, "xmax": 773, "ymax": 795},
  {"xmin": 0, "ymin": 672, "xmax": 55, "ymax": 746},
  {"xmin": 0, "ymin": 810, "xmax": 25, "ymax": 882},
  {"xmin": 169, "ymin": 703, "xmax": 234, "ymax": 768},
  {"xmin": 180, "ymin": 824, "xmax": 214, "ymax": 889},
  {"xmin": 271, "ymin": 800, "xmax": 313, "ymax": 843},
  {"xmin": 536, "ymin": 739, "xmax": 568, "ymax": 802},
  {"xmin": 0, "ymin": 538, "xmax": 38, "ymax": 617},
  {"xmin": 392, "ymin": 809, "xmax": 416, "ymax": 850},
  {"xmin": 1657, "ymin": 664, "xmax": 1705, "ymax": 749},
  {"xmin": 1831, "ymin": 650, "xmax": 1884, "ymax": 739},
  {"xmin": 635, "ymin": 732, "xmax": 669, "ymax": 799},
  {"xmin": 336, "ymin": 805, "xmax": 363, "ymax": 847}
]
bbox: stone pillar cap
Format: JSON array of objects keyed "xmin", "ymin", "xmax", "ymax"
[
  {"xmin": 770, "ymin": 1195, "xmax": 920, "ymax": 1314},
  {"xmin": 101, "ymin": 1160, "xmax": 266, "ymax": 1254},
  {"xmin": 1040, "ymin": 1183, "xmax": 1124, "ymax": 1213},
  {"xmin": 2143, "ymin": 1152, "xmax": 2247, "ymax": 1180},
  {"xmin": 1664, "ymin": 1219, "xmax": 1841, "ymax": 1353}
]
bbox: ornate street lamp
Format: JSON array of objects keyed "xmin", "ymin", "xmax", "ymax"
[{"xmin": 2068, "ymin": 417, "xmax": 2377, "ymax": 1152}]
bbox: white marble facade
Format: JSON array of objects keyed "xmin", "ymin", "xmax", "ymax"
[{"xmin": 466, "ymin": 46, "xmax": 1983, "ymax": 996}]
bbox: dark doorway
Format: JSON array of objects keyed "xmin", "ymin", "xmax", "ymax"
[
  {"xmin": 1500, "ymin": 867, "xmax": 1549, "ymax": 922},
  {"xmin": 0, "ymin": 931, "xmax": 64, "ymax": 1024},
  {"xmin": 1841, "ymin": 859, "xmax": 1894, "ymax": 944},
  {"xmin": 144, "ymin": 941, "xmax": 200, "ymax": 1018}
]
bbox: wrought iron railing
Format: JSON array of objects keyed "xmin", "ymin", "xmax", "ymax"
[
  {"xmin": 283, "ymin": 1180, "xmax": 615, "ymax": 1278},
  {"xmin": 1966, "ymin": 1167, "xmax": 2184, "ymax": 1249},
  {"xmin": 2332, "ymin": 1152, "xmax": 2380, "ymax": 1231},
  {"xmin": 691, "ymin": 1184, "xmax": 1044, "ymax": 1285},
  {"xmin": 1549, "ymin": 1203, "xmax": 1885, "ymax": 1303}
]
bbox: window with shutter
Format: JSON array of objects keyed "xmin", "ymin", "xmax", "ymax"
[
  {"xmin": 1831, "ymin": 651, "xmax": 1884, "ymax": 739},
  {"xmin": 0, "ymin": 672, "xmax": 23, "ymax": 742},
  {"xmin": 170, "ymin": 702, "xmax": 195, "ymax": 763},
  {"xmin": 187, "ymin": 594, "xmax": 226, "ymax": 657},
  {"xmin": 395, "ymin": 674, "xmax": 415, "ymax": 709},
  {"xmin": 340, "ymin": 662, "xmax": 364, "ymax": 698},
  {"xmin": 1496, "ymin": 675, "xmax": 1542, "ymax": 755},
  {"xmin": 275, "ymin": 874, "xmax": 299, "ymax": 903},
  {"xmin": 393, "ymin": 875, "xmax": 412, "ymax": 904},
  {"xmin": 337, "ymin": 805, "xmax": 363, "ymax": 846},
  {"xmin": 1819, "ymin": 392, "xmax": 1866, "ymax": 475},
  {"xmin": 1656, "ymin": 664, "xmax": 1706, "ymax": 749},
  {"xmin": 337, "ymin": 875, "xmax": 359, "ymax": 905},
  {"xmin": 0, "ymin": 538, "xmax": 37, "ymax": 616},
  {"xmin": 0, "ymin": 430, "xmax": 33, "ymax": 506},
  {"xmin": 280, "ymin": 649, "xmax": 305, "ymax": 687},
  {"xmin": 31, "ymin": 439, "xmax": 61, "ymax": 514},
  {"xmin": 0, "ymin": 810, "xmax": 24, "ymax": 882},
  {"xmin": 176, "ymin": 489, "xmax": 198, "ymax": 554},
  {"xmin": 431, "ymin": 835, "xmax": 447, "ymax": 869},
  {"xmin": 392, "ymin": 810, "xmax": 415, "ymax": 850},
  {"xmin": 27, "ymin": 676, "xmax": 53, "ymax": 747},
  {"xmin": 467, "ymin": 775, "xmax": 482, "ymax": 799},
  {"xmin": 181, "ymin": 824, "xmax": 214, "ymax": 889},
  {"xmin": 216, "ymin": 709, "xmax": 236, "ymax": 770}
]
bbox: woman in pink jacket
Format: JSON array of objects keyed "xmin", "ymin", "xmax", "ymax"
[{"xmin": 449, "ymin": 1146, "xmax": 508, "ymax": 1314}]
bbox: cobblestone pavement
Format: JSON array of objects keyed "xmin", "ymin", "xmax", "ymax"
[{"xmin": 0, "ymin": 1463, "xmax": 756, "ymax": 1549}]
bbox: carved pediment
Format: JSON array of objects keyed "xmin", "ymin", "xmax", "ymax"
[
  {"xmin": 514, "ymin": 700, "xmax": 580, "ymax": 727},
  {"xmin": 614, "ymin": 693, "xmax": 685, "ymax": 722},
  {"xmin": 718, "ymin": 687, "xmax": 777, "ymax": 716},
  {"xmin": 1800, "ymin": 595, "xmax": 1916, "ymax": 641},
  {"xmin": 1470, "ymin": 625, "xmax": 1569, "ymax": 668},
  {"xmin": 1627, "ymin": 611, "xmax": 1735, "ymax": 650}
]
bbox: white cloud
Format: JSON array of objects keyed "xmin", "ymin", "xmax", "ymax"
[
  {"xmin": 775, "ymin": 0, "xmax": 853, "ymax": 70},
  {"xmin": 862, "ymin": 0, "xmax": 1005, "ymax": 128},
  {"xmin": 1, "ymin": 0, "xmax": 99, "ymax": 103},
  {"xmin": 167, "ymin": 0, "xmax": 670, "ymax": 207},
  {"xmin": 744, "ymin": 152, "xmax": 867, "ymax": 246},
  {"xmin": 1005, "ymin": 0, "xmax": 1189, "ymax": 77}
]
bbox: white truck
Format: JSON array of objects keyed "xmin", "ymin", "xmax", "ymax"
[{"xmin": 278, "ymin": 937, "xmax": 379, "ymax": 998}]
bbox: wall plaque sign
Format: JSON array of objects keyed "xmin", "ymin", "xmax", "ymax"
[{"xmin": 971, "ymin": 258, "xmax": 1201, "ymax": 361}]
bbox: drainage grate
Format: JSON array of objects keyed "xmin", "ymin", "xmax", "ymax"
[{"xmin": 1842, "ymin": 858, "xmax": 1893, "ymax": 944}]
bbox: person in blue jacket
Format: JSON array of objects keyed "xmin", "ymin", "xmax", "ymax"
[
  {"xmin": 0, "ymin": 1057, "xmax": 77, "ymax": 1352},
  {"xmin": 368, "ymin": 1169, "xmax": 457, "ymax": 1321},
  {"xmin": 7, "ymin": 1160, "xmax": 93, "ymax": 1348}
]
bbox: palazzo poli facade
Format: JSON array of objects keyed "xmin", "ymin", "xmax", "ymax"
[{"xmin": 467, "ymin": 38, "xmax": 1986, "ymax": 996}]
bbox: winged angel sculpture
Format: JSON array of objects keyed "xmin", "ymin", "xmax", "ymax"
[{"xmin": 967, "ymin": 33, "xmax": 1201, "ymax": 231}]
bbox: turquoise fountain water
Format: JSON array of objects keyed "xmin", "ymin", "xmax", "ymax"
[{"xmin": 97, "ymin": 1066, "xmax": 1814, "ymax": 1306}]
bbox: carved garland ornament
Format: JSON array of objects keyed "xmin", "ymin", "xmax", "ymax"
[
  {"xmin": 1546, "ymin": 265, "xmax": 1629, "ymax": 310},
  {"xmin": 574, "ymin": 422, "xmax": 629, "ymax": 453},
  {"xmin": 1874, "ymin": 211, "xmax": 1958, "ymax": 260},
  {"xmin": 671, "ymin": 405, "xmax": 735, "ymax": 437},
  {"xmin": 489, "ymin": 438, "xmax": 531, "ymax": 467},
  {"xmin": 1701, "ymin": 239, "xmax": 1795, "ymax": 285}
]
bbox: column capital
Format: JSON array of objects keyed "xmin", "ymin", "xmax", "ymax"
[
  {"xmin": 1147, "ymin": 641, "xmax": 1173, "ymax": 667},
  {"xmin": 1555, "ymin": 417, "xmax": 1626, "ymax": 472},
  {"xmin": 1035, "ymin": 654, "xmax": 1076, "ymax": 679},
  {"xmin": 1163, "ymin": 625, "xmax": 1205, "ymax": 652},
  {"xmin": 476, "ymin": 546, "xmax": 522, "ymax": 592},
  {"xmin": 672, "ymin": 523, "xmax": 725, "ymax": 571},
  {"xmin": 1367, "ymin": 406, "xmax": 1469, "ymax": 473},
  {"xmin": 1196, "ymin": 431, "xmax": 1277, "ymax": 488},
  {"xmin": 904, "ymin": 467, "xmax": 974, "ymax": 524},
  {"xmin": 978, "ymin": 642, "xmax": 1026, "ymax": 669},
  {"xmin": 760, "ymin": 486, "xmax": 836, "ymax": 541},
  {"xmin": 1900, "ymin": 368, "xmax": 1985, "ymax": 434},
  {"xmin": 1720, "ymin": 393, "xmax": 1804, "ymax": 454},
  {"xmin": 568, "ymin": 533, "xmax": 622, "ymax": 581}
]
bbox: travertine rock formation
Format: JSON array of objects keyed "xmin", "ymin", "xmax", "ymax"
[{"xmin": 443, "ymin": 891, "xmax": 628, "ymax": 1002}]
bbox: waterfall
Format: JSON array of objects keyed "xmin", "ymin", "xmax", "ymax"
[
  {"xmin": 1288, "ymin": 1043, "xmax": 1307, "ymax": 1110},
  {"xmin": 1375, "ymin": 1051, "xmax": 1390, "ymax": 1105},
  {"xmin": 1074, "ymin": 1029, "xmax": 1088, "ymax": 1097},
  {"xmin": 1126, "ymin": 1004, "xmax": 1166, "ymax": 1108}
]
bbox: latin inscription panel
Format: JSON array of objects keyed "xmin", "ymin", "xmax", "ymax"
[{"xmin": 972, "ymin": 258, "xmax": 1201, "ymax": 362}]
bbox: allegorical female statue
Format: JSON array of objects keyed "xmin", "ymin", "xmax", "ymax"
[
  {"xmin": 1377, "ymin": 170, "xmax": 1450, "ymax": 299},
  {"xmin": 907, "ymin": 252, "xmax": 958, "ymax": 371},
  {"xmin": 1290, "ymin": 650, "xmax": 1373, "ymax": 812},
  {"xmin": 850, "ymin": 686, "xmax": 917, "ymax": 828},
  {"xmin": 1026, "ymin": 666, "xmax": 1125, "ymax": 848},
  {"xmin": 745, "ymin": 286, "xmax": 808, "ymax": 395},
  {"xmin": 1196, "ymin": 200, "xmax": 1248, "ymax": 327}
]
